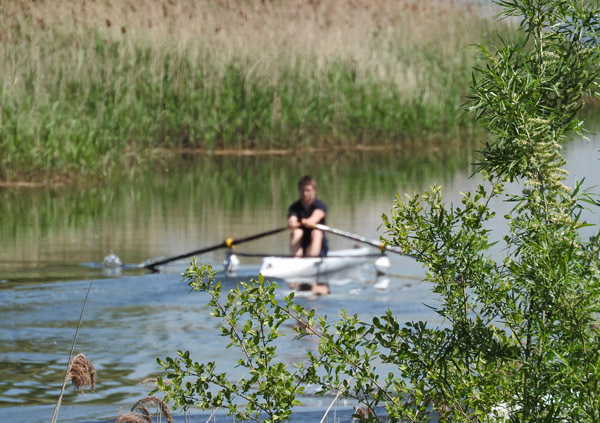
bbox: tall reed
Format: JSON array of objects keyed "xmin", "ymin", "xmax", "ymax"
[{"xmin": 0, "ymin": 0, "xmax": 513, "ymax": 182}]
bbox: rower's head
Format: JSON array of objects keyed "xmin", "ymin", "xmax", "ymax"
[{"xmin": 298, "ymin": 175, "xmax": 317, "ymax": 207}]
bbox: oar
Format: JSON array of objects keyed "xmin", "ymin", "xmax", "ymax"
[
  {"xmin": 313, "ymin": 223, "xmax": 415, "ymax": 257},
  {"xmin": 141, "ymin": 226, "xmax": 287, "ymax": 271}
]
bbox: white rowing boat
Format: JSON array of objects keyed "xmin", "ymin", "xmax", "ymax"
[
  {"xmin": 133, "ymin": 225, "xmax": 406, "ymax": 289},
  {"xmin": 224, "ymin": 246, "xmax": 390, "ymax": 283}
]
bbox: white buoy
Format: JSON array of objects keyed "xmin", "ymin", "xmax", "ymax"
[{"xmin": 102, "ymin": 253, "xmax": 123, "ymax": 268}]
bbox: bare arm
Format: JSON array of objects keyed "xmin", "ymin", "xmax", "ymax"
[
  {"xmin": 288, "ymin": 215, "xmax": 300, "ymax": 229},
  {"xmin": 301, "ymin": 209, "xmax": 325, "ymax": 228}
]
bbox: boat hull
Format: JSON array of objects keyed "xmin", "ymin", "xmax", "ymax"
[{"xmin": 258, "ymin": 247, "xmax": 388, "ymax": 282}]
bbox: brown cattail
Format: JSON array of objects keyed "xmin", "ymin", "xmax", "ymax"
[{"xmin": 67, "ymin": 353, "xmax": 96, "ymax": 392}]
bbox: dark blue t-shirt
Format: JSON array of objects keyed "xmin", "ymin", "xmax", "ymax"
[{"xmin": 288, "ymin": 199, "xmax": 328, "ymax": 256}]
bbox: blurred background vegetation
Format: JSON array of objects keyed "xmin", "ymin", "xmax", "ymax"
[{"xmin": 0, "ymin": 0, "xmax": 516, "ymax": 183}]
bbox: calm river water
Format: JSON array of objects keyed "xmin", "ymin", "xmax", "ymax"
[{"xmin": 1, "ymin": 132, "xmax": 599, "ymax": 423}]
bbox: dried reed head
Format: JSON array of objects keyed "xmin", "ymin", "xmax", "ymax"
[
  {"xmin": 116, "ymin": 412, "xmax": 151, "ymax": 423},
  {"xmin": 139, "ymin": 377, "xmax": 172, "ymax": 389},
  {"xmin": 67, "ymin": 353, "xmax": 96, "ymax": 392},
  {"xmin": 131, "ymin": 396, "xmax": 173, "ymax": 423},
  {"xmin": 354, "ymin": 403, "xmax": 374, "ymax": 422},
  {"xmin": 2, "ymin": 0, "xmax": 490, "ymax": 83}
]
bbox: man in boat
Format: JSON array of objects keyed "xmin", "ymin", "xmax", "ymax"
[
  {"xmin": 287, "ymin": 175, "xmax": 330, "ymax": 295},
  {"xmin": 287, "ymin": 175, "xmax": 328, "ymax": 257}
]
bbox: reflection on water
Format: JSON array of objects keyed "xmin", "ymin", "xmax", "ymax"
[{"xmin": 1, "ymin": 132, "xmax": 599, "ymax": 422}]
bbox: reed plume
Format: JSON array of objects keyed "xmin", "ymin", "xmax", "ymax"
[
  {"xmin": 51, "ymin": 282, "xmax": 94, "ymax": 423},
  {"xmin": 67, "ymin": 353, "xmax": 97, "ymax": 392},
  {"xmin": 116, "ymin": 411, "xmax": 152, "ymax": 423},
  {"xmin": 130, "ymin": 396, "xmax": 173, "ymax": 423},
  {"xmin": 139, "ymin": 377, "xmax": 171, "ymax": 387},
  {"xmin": 354, "ymin": 404, "xmax": 374, "ymax": 422},
  {"xmin": 139, "ymin": 378, "xmax": 159, "ymax": 386}
]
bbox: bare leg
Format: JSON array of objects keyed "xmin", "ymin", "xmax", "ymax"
[
  {"xmin": 290, "ymin": 228, "xmax": 304, "ymax": 257},
  {"xmin": 304, "ymin": 229, "xmax": 323, "ymax": 257}
]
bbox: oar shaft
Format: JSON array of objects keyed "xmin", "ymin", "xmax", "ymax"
[
  {"xmin": 234, "ymin": 227, "xmax": 287, "ymax": 244},
  {"xmin": 314, "ymin": 224, "xmax": 412, "ymax": 256},
  {"xmin": 143, "ymin": 242, "xmax": 227, "ymax": 269},
  {"xmin": 143, "ymin": 226, "xmax": 287, "ymax": 270}
]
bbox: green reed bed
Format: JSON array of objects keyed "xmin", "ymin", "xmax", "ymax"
[{"xmin": 0, "ymin": 0, "xmax": 512, "ymax": 182}]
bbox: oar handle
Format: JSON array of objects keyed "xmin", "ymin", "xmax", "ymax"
[
  {"xmin": 314, "ymin": 224, "xmax": 413, "ymax": 257},
  {"xmin": 142, "ymin": 226, "xmax": 287, "ymax": 270}
]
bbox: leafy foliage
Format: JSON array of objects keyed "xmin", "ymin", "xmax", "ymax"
[
  {"xmin": 383, "ymin": 1, "xmax": 600, "ymax": 420},
  {"xmin": 156, "ymin": 263, "xmax": 305, "ymax": 423},
  {"xmin": 156, "ymin": 1, "xmax": 600, "ymax": 422}
]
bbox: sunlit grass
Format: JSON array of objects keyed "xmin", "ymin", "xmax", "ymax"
[{"xmin": 0, "ymin": 0, "xmax": 512, "ymax": 182}]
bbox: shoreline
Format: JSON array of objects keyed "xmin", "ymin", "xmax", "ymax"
[{"xmin": 0, "ymin": 139, "xmax": 465, "ymax": 188}]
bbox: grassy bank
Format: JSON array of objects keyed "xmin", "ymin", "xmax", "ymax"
[{"xmin": 1, "ymin": 0, "xmax": 511, "ymax": 183}]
